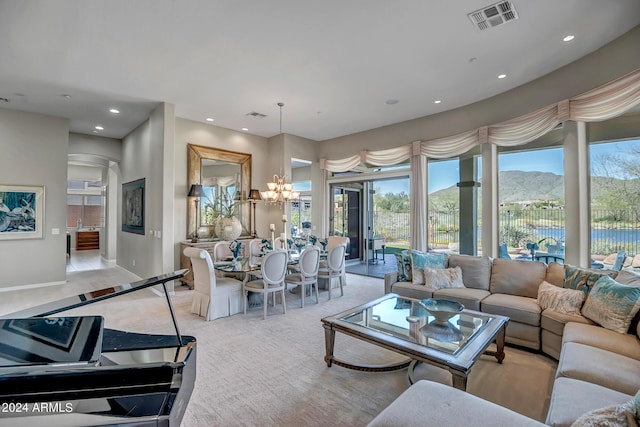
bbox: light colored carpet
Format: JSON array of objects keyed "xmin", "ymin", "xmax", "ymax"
[{"xmin": 1, "ymin": 269, "xmax": 557, "ymax": 426}]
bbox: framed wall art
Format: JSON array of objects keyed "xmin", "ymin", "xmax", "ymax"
[
  {"xmin": 0, "ymin": 185, "xmax": 45, "ymax": 240},
  {"xmin": 122, "ymin": 178, "xmax": 145, "ymax": 235}
]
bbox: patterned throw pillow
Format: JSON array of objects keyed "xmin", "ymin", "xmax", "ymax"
[
  {"xmin": 421, "ymin": 266, "xmax": 464, "ymax": 290},
  {"xmin": 537, "ymin": 281, "xmax": 585, "ymax": 317},
  {"xmin": 569, "ymin": 398, "xmax": 636, "ymax": 427},
  {"xmin": 410, "ymin": 251, "xmax": 446, "ymax": 285},
  {"xmin": 394, "ymin": 253, "xmax": 413, "ymax": 282},
  {"xmin": 581, "ymin": 275, "xmax": 640, "ymax": 334},
  {"xmin": 563, "ymin": 264, "xmax": 618, "ymax": 294}
]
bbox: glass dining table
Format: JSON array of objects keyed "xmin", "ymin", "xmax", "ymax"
[{"xmin": 213, "ymin": 252, "xmax": 305, "ymax": 307}]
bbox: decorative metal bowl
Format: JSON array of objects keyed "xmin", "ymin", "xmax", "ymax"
[{"xmin": 418, "ymin": 298, "xmax": 464, "ymax": 324}]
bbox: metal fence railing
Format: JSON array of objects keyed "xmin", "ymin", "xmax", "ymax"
[{"xmin": 373, "ymin": 208, "xmax": 640, "ymax": 256}]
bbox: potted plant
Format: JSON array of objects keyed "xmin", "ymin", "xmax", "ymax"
[{"xmin": 212, "ymin": 192, "xmax": 243, "ymax": 241}]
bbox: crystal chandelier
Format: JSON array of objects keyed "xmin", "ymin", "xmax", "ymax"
[
  {"xmin": 259, "ymin": 102, "xmax": 300, "ymax": 205},
  {"xmin": 260, "ymin": 174, "xmax": 300, "ymax": 205}
]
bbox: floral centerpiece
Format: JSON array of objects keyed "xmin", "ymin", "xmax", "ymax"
[
  {"xmin": 318, "ymin": 237, "xmax": 328, "ymax": 251},
  {"xmin": 294, "ymin": 238, "xmax": 307, "ymax": 252},
  {"xmin": 229, "ymin": 240, "xmax": 242, "ymax": 260},
  {"xmin": 259, "ymin": 239, "xmax": 273, "ymax": 255}
]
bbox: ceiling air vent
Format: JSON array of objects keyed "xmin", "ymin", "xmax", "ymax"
[
  {"xmin": 245, "ymin": 111, "xmax": 267, "ymax": 119},
  {"xmin": 468, "ymin": 1, "xmax": 518, "ymax": 31}
]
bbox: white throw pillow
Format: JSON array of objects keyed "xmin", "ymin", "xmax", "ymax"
[
  {"xmin": 537, "ymin": 281, "xmax": 585, "ymax": 317},
  {"xmin": 569, "ymin": 398, "xmax": 636, "ymax": 427},
  {"xmin": 421, "ymin": 266, "xmax": 464, "ymax": 290}
]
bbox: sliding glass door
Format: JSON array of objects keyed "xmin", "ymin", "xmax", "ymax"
[{"xmin": 329, "ymin": 174, "xmax": 410, "ymax": 278}]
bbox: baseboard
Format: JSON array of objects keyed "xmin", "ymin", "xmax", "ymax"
[
  {"xmin": 100, "ymin": 255, "xmax": 117, "ymax": 266},
  {"xmin": 0, "ymin": 280, "xmax": 66, "ymax": 293}
]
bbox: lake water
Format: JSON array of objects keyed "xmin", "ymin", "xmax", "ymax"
[{"xmin": 532, "ymin": 228, "xmax": 640, "ymax": 242}]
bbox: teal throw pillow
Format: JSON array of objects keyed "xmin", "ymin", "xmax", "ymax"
[
  {"xmin": 394, "ymin": 253, "xmax": 412, "ymax": 282},
  {"xmin": 411, "ymin": 251, "xmax": 446, "ymax": 271},
  {"xmin": 581, "ymin": 275, "xmax": 640, "ymax": 334},
  {"xmin": 563, "ymin": 264, "xmax": 617, "ymax": 295},
  {"xmin": 410, "ymin": 251, "xmax": 446, "ymax": 285}
]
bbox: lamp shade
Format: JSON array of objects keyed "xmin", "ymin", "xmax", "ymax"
[
  {"xmin": 187, "ymin": 184, "xmax": 203, "ymax": 197},
  {"xmin": 248, "ymin": 189, "xmax": 262, "ymax": 201}
]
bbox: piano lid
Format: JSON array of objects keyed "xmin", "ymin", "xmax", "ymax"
[
  {"xmin": 0, "ymin": 269, "xmax": 196, "ymax": 426},
  {"xmin": 2, "ymin": 269, "xmax": 189, "ymax": 319},
  {"xmin": 2, "ymin": 269, "xmax": 189, "ymax": 348}
]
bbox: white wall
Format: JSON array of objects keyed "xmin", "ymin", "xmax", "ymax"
[
  {"xmin": 173, "ymin": 118, "xmax": 272, "ymax": 269},
  {"xmin": 117, "ymin": 103, "xmax": 174, "ymax": 279},
  {"xmin": 69, "ymin": 133, "xmax": 122, "ymax": 162},
  {"xmin": 119, "ymin": 118, "xmax": 151, "ymax": 275},
  {"xmin": 0, "ymin": 109, "xmax": 69, "ymax": 288},
  {"xmin": 285, "ymin": 134, "xmax": 322, "ymax": 233},
  {"xmin": 317, "ymin": 25, "xmax": 640, "ymax": 159}
]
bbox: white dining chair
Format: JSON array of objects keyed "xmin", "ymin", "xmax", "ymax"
[
  {"xmin": 285, "ymin": 246, "xmax": 320, "ymax": 308},
  {"xmin": 213, "ymin": 241, "xmax": 233, "ymax": 261},
  {"xmin": 248, "ymin": 238, "xmax": 264, "ymax": 266},
  {"xmin": 320, "ymin": 236, "xmax": 349, "ymax": 286},
  {"xmin": 243, "ymin": 250, "xmax": 288, "ymax": 319},
  {"xmin": 183, "ymin": 247, "xmax": 242, "ymax": 321},
  {"xmin": 317, "ymin": 243, "xmax": 346, "ymax": 300}
]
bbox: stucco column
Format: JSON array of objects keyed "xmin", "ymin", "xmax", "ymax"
[
  {"xmin": 563, "ymin": 121, "xmax": 591, "ymax": 267},
  {"xmin": 411, "ymin": 151, "xmax": 427, "ymax": 252},
  {"xmin": 458, "ymin": 155, "xmax": 478, "ymax": 255},
  {"xmin": 481, "ymin": 142, "xmax": 498, "ymax": 258}
]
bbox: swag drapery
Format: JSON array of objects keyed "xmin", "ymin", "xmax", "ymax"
[{"xmin": 320, "ymin": 68, "xmax": 640, "ymax": 251}]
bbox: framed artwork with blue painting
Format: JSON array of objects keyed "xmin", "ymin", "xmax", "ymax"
[
  {"xmin": 122, "ymin": 178, "xmax": 145, "ymax": 235},
  {"xmin": 0, "ymin": 185, "xmax": 44, "ymax": 240}
]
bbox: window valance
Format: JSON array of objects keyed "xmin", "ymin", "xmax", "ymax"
[{"xmin": 320, "ymin": 68, "xmax": 640, "ymax": 172}]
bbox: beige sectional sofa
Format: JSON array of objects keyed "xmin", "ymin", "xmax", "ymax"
[
  {"xmin": 385, "ymin": 255, "xmax": 561, "ymax": 351},
  {"xmin": 379, "ymin": 253, "xmax": 640, "ymax": 426}
]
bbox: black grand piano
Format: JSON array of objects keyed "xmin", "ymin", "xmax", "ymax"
[{"xmin": 0, "ymin": 270, "xmax": 195, "ymax": 426}]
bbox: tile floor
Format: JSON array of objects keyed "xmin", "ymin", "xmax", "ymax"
[{"xmin": 66, "ymin": 249, "xmax": 114, "ymax": 272}]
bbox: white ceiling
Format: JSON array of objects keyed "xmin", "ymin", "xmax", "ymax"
[{"xmin": 1, "ymin": 1, "xmax": 639, "ymax": 141}]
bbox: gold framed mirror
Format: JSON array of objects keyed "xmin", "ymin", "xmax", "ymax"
[{"xmin": 187, "ymin": 143, "xmax": 252, "ymax": 240}]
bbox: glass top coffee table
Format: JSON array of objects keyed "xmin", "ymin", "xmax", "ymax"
[{"xmin": 321, "ymin": 293, "xmax": 509, "ymax": 390}]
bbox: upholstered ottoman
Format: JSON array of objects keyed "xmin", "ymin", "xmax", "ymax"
[{"xmin": 367, "ymin": 380, "xmax": 544, "ymax": 427}]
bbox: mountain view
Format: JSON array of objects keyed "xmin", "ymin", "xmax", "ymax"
[{"xmin": 429, "ymin": 170, "xmax": 625, "ymax": 204}]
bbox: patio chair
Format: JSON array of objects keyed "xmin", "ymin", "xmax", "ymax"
[
  {"xmin": 498, "ymin": 244, "xmax": 510, "ymax": 259},
  {"xmin": 611, "ymin": 251, "xmax": 627, "ymax": 271}
]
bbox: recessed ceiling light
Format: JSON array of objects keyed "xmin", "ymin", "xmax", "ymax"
[
  {"xmin": 241, "ymin": 127, "xmax": 249, "ymax": 131},
  {"xmin": 206, "ymin": 118, "xmax": 215, "ymax": 122},
  {"xmin": 109, "ymin": 108, "xmax": 120, "ymax": 114},
  {"xmin": 563, "ymin": 35, "xmax": 575, "ymax": 42},
  {"xmin": 498, "ymin": 74, "xmax": 507, "ymax": 79},
  {"xmin": 61, "ymin": 94, "xmax": 72, "ymax": 99},
  {"xmin": 434, "ymin": 100, "xmax": 442, "ymax": 104},
  {"xmin": 385, "ymin": 99, "xmax": 399, "ymax": 105},
  {"xmin": 95, "ymin": 125, "xmax": 104, "ymax": 131}
]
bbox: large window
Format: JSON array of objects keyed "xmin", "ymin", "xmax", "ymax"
[
  {"xmin": 590, "ymin": 138, "xmax": 640, "ymax": 259},
  {"xmin": 291, "ymin": 192, "xmax": 312, "ymax": 238},
  {"xmin": 428, "ymin": 159, "xmax": 460, "ymax": 252},
  {"xmin": 498, "ymin": 147, "xmax": 565, "ymax": 258},
  {"xmin": 66, "ymin": 180, "xmax": 103, "ymax": 228}
]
